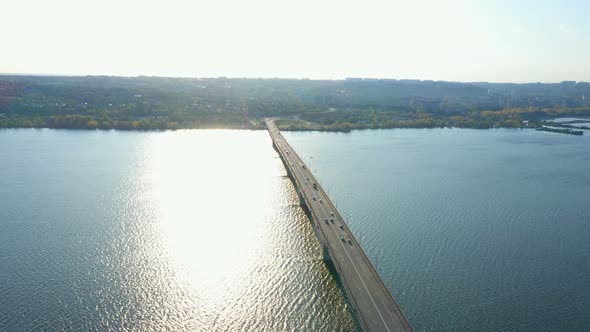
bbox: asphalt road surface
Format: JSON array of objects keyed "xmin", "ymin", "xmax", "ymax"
[{"xmin": 266, "ymin": 119, "xmax": 412, "ymax": 332}]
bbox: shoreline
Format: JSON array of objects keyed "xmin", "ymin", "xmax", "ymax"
[{"xmin": 0, "ymin": 125, "xmax": 562, "ymax": 133}]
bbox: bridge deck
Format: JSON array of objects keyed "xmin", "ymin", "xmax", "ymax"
[{"xmin": 266, "ymin": 119, "xmax": 412, "ymax": 332}]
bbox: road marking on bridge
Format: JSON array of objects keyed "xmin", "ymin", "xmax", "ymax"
[{"xmin": 275, "ymin": 134, "xmax": 392, "ymax": 332}]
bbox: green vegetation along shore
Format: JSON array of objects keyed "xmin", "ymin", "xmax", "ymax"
[{"xmin": 1, "ymin": 75, "xmax": 590, "ymax": 131}]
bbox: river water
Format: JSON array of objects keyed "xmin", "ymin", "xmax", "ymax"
[{"xmin": 0, "ymin": 128, "xmax": 588, "ymax": 331}]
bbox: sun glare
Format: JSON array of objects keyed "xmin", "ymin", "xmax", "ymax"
[{"xmin": 140, "ymin": 130, "xmax": 281, "ymax": 306}]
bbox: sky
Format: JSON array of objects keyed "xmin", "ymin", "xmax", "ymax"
[{"xmin": 1, "ymin": 0, "xmax": 588, "ymax": 82}]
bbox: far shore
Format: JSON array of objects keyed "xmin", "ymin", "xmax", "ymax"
[{"xmin": 2, "ymin": 123, "xmax": 584, "ymax": 134}]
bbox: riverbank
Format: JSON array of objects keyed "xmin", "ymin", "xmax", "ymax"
[
  {"xmin": 1, "ymin": 116, "xmax": 588, "ymax": 134},
  {"xmin": 0, "ymin": 116, "xmax": 536, "ymax": 132}
]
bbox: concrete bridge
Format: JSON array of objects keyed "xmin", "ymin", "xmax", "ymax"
[{"xmin": 266, "ymin": 119, "xmax": 412, "ymax": 332}]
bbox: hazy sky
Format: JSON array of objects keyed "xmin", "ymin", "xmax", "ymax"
[{"xmin": 1, "ymin": 0, "xmax": 588, "ymax": 82}]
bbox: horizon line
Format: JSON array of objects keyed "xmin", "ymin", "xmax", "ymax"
[{"xmin": 0, "ymin": 72, "xmax": 587, "ymax": 85}]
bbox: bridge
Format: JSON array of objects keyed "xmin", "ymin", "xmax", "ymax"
[{"xmin": 266, "ymin": 119, "xmax": 412, "ymax": 332}]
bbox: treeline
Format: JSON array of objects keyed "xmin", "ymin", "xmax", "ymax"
[
  {"xmin": 1, "ymin": 75, "xmax": 590, "ymax": 131},
  {"xmin": 0, "ymin": 115, "xmax": 176, "ymax": 130},
  {"xmin": 0, "ymin": 115, "xmax": 256, "ymax": 130},
  {"xmin": 280, "ymin": 107, "xmax": 590, "ymax": 131}
]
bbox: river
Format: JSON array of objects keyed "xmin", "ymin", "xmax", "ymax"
[{"xmin": 1, "ymin": 128, "xmax": 588, "ymax": 331}]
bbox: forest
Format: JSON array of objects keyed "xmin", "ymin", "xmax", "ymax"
[{"xmin": 1, "ymin": 75, "xmax": 589, "ymax": 131}]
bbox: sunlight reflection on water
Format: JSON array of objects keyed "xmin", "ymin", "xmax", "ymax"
[
  {"xmin": 128, "ymin": 130, "xmax": 355, "ymax": 330},
  {"xmin": 0, "ymin": 129, "xmax": 355, "ymax": 331}
]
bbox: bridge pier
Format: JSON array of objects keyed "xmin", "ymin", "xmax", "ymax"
[
  {"xmin": 274, "ymin": 140, "xmax": 332, "ymax": 262},
  {"xmin": 267, "ymin": 120, "xmax": 411, "ymax": 331},
  {"xmin": 322, "ymin": 243, "xmax": 332, "ymax": 262}
]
